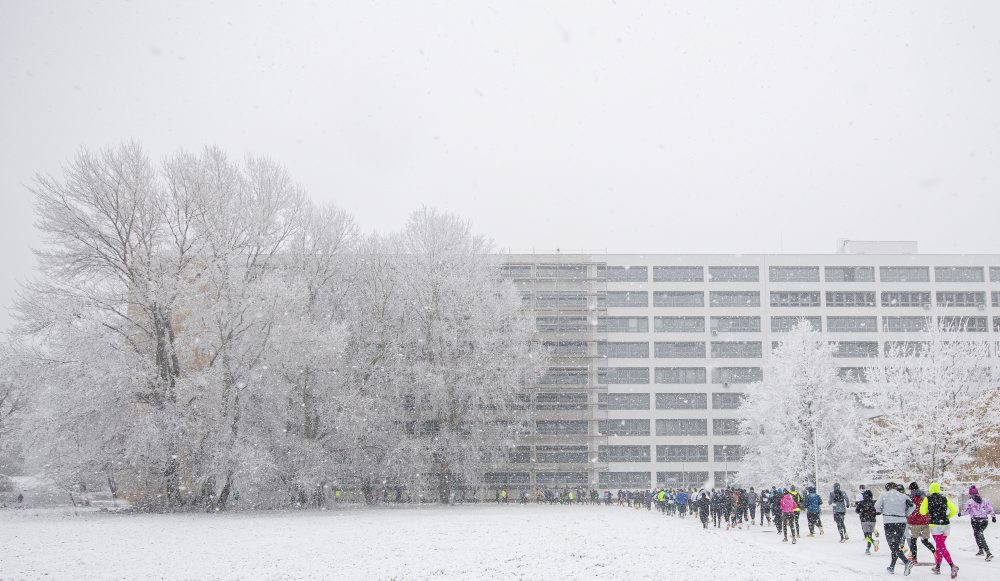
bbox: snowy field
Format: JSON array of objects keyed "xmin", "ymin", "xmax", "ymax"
[{"xmin": 1, "ymin": 504, "xmax": 997, "ymax": 580}]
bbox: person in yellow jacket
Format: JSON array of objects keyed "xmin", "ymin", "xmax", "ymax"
[
  {"xmin": 788, "ymin": 485, "xmax": 804, "ymax": 538},
  {"xmin": 918, "ymin": 482, "xmax": 959, "ymax": 577}
]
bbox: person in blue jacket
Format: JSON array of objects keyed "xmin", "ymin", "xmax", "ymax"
[
  {"xmin": 805, "ymin": 486, "xmax": 824, "ymax": 536},
  {"xmin": 676, "ymin": 490, "xmax": 689, "ymax": 518}
]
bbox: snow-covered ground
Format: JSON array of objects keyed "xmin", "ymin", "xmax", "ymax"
[{"xmin": 1, "ymin": 503, "xmax": 997, "ymax": 580}]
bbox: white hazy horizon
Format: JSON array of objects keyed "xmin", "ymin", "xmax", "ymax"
[{"xmin": 3, "ymin": 1, "xmax": 1000, "ymax": 332}]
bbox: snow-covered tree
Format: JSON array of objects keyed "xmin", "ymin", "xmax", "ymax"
[
  {"xmin": 863, "ymin": 328, "xmax": 1000, "ymax": 486},
  {"xmin": 337, "ymin": 209, "xmax": 540, "ymax": 502},
  {"xmin": 738, "ymin": 321, "xmax": 866, "ymax": 489},
  {"xmin": 13, "ymin": 143, "xmax": 537, "ymax": 508}
]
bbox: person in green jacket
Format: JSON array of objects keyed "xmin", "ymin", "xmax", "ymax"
[{"xmin": 919, "ymin": 482, "xmax": 959, "ymax": 577}]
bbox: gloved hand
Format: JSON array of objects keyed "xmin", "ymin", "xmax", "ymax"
[{"xmin": 992, "ymin": 515, "xmax": 996, "ymax": 523}]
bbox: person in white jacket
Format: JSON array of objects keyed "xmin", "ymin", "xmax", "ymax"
[{"xmin": 874, "ymin": 482, "xmax": 915, "ymax": 575}]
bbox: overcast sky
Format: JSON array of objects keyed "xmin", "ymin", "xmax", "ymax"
[{"xmin": 2, "ymin": 0, "xmax": 1000, "ymax": 332}]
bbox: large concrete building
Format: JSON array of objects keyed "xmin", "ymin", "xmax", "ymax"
[{"xmin": 490, "ymin": 241, "xmax": 1000, "ymax": 491}]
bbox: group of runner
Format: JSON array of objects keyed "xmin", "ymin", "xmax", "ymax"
[{"xmin": 495, "ymin": 480, "xmax": 994, "ymax": 578}]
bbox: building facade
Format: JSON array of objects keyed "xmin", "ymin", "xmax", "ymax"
[{"xmin": 494, "ymin": 242, "xmax": 1000, "ymax": 491}]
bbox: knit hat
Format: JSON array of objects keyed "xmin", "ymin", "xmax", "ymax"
[
  {"xmin": 969, "ymin": 485, "xmax": 979, "ymax": 496},
  {"xmin": 908, "ymin": 481, "xmax": 919, "ymax": 491}
]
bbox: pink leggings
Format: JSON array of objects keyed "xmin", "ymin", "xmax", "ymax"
[{"xmin": 933, "ymin": 534, "xmax": 954, "ymax": 566}]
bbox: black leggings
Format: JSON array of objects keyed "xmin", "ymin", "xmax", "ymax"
[
  {"xmin": 783, "ymin": 513, "xmax": 797, "ymax": 539},
  {"xmin": 834, "ymin": 513, "xmax": 847, "ymax": 539},
  {"xmin": 972, "ymin": 518, "xmax": 991, "ymax": 555},
  {"xmin": 909, "ymin": 535, "xmax": 935, "ymax": 560},
  {"xmin": 885, "ymin": 523, "xmax": 908, "ymax": 568}
]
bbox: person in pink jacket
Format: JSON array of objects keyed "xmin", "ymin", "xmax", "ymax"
[
  {"xmin": 959, "ymin": 485, "xmax": 996, "ymax": 561},
  {"xmin": 780, "ymin": 488, "xmax": 799, "ymax": 544}
]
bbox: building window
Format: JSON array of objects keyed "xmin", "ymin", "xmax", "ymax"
[
  {"xmin": 598, "ymin": 367, "xmax": 650, "ymax": 384},
  {"xmin": 824, "ymin": 266, "xmax": 875, "ymax": 282},
  {"xmin": 991, "ymin": 267, "xmax": 1000, "ymax": 282},
  {"xmin": 655, "ymin": 393, "xmax": 708, "ymax": 409},
  {"xmin": 708, "ymin": 266, "xmax": 759, "ymax": 282},
  {"xmin": 837, "ymin": 367, "xmax": 870, "ymax": 383},
  {"xmin": 880, "ymin": 266, "xmax": 930, "ymax": 282},
  {"xmin": 536, "ymin": 471, "xmax": 588, "ymax": 485},
  {"xmin": 600, "ymin": 393, "xmax": 650, "ymax": 410},
  {"xmin": 710, "ymin": 291, "xmax": 761, "ymax": 307},
  {"xmin": 710, "ymin": 316, "xmax": 761, "ymax": 333},
  {"xmin": 653, "ymin": 291, "xmax": 704, "ymax": 308},
  {"xmin": 655, "ymin": 367, "xmax": 707, "ymax": 384},
  {"xmin": 994, "ymin": 292, "xmax": 1000, "ymax": 308},
  {"xmin": 483, "ymin": 472, "xmax": 531, "ymax": 485},
  {"xmin": 536, "ymin": 446, "xmax": 588, "ymax": 464},
  {"xmin": 936, "ymin": 292, "xmax": 986, "ymax": 308},
  {"xmin": 535, "ymin": 392, "xmax": 588, "ymax": 411},
  {"xmin": 598, "ymin": 419, "xmax": 650, "ymax": 436},
  {"xmin": 658, "ymin": 472, "xmax": 710, "ymax": 488},
  {"xmin": 598, "ymin": 445, "xmax": 651, "ymax": 462},
  {"xmin": 538, "ymin": 367, "xmax": 589, "ymax": 385},
  {"xmin": 508, "ymin": 447, "xmax": 532, "ymax": 464},
  {"xmin": 599, "ymin": 472, "xmax": 651, "ymax": 488},
  {"xmin": 544, "ymin": 341, "xmax": 589, "ymax": 357},
  {"xmin": 713, "ymin": 419, "xmax": 742, "ymax": 436},
  {"xmin": 770, "ymin": 292, "xmax": 821, "ymax": 307},
  {"xmin": 711, "ymin": 367, "xmax": 763, "ymax": 384},
  {"xmin": 599, "ymin": 342, "xmax": 650, "ymax": 358},
  {"xmin": 534, "ymin": 292, "xmax": 588, "ymax": 309},
  {"xmin": 654, "ymin": 317, "xmax": 705, "ymax": 333},
  {"xmin": 934, "ymin": 266, "xmax": 984, "ymax": 282},
  {"xmin": 833, "ymin": 341, "xmax": 879, "ymax": 358},
  {"xmin": 994, "ymin": 317, "xmax": 1000, "ymax": 332},
  {"xmin": 882, "ymin": 317, "xmax": 929, "ymax": 333},
  {"xmin": 654, "ymin": 342, "xmax": 706, "ymax": 358},
  {"xmin": 826, "ymin": 316, "xmax": 877, "ymax": 332},
  {"xmin": 883, "ymin": 341, "xmax": 929, "ymax": 357},
  {"xmin": 710, "ymin": 341, "xmax": 762, "ymax": 358},
  {"xmin": 599, "ymin": 291, "xmax": 649, "ymax": 308},
  {"xmin": 656, "ymin": 419, "xmax": 708, "ymax": 436},
  {"xmin": 711, "ymin": 392, "xmax": 746, "ymax": 409},
  {"xmin": 536, "ymin": 421, "xmax": 589, "ymax": 435},
  {"xmin": 536, "ymin": 316, "xmax": 590, "ymax": 333},
  {"xmin": 653, "ymin": 266, "xmax": 704, "ymax": 282},
  {"xmin": 938, "ymin": 316, "xmax": 988, "ymax": 332},
  {"xmin": 825, "ymin": 291, "xmax": 876, "ymax": 307},
  {"xmin": 597, "ymin": 316, "xmax": 649, "ymax": 333},
  {"xmin": 714, "ymin": 445, "xmax": 744, "ymax": 461},
  {"xmin": 769, "ymin": 266, "xmax": 820, "ymax": 282},
  {"xmin": 657, "ymin": 445, "xmax": 709, "ymax": 462},
  {"xmin": 770, "ymin": 316, "xmax": 822, "ymax": 332},
  {"xmin": 597, "ymin": 266, "xmax": 648, "ymax": 282},
  {"xmin": 881, "ymin": 291, "xmax": 931, "ymax": 308},
  {"xmin": 499, "ymin": 264, "xmax": 532, "ymax": 279}
]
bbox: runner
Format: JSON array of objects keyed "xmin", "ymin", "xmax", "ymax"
[
  {"xmin": 959, "ymin": 485, "xmax": 995, "ymax": 562},
  {"xmin": 780, "ymin": 488, "xmax": 798, "ymax": 544},
  {"xmin": 907, "ymin": 482, "xmax": 936, "ymax": 565},
  {"xmin": 856, "ymin": 488, "xmax": 879, "ymax": 555},
  {"xmin": 828, "ymin": 482, "xmax": 850, "ymax": 542},
  {"xmin": 874, "ymin": 481, "xmax": 915, "ymax": 575},
  {"xmin": 919, "ymin": 482, "xmax": 959, "ymax": 578}
]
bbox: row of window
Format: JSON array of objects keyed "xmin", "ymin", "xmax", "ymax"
[
  {"xmin": 533, "ymin": 418, "xmax": 743, "ymax": 436},
  {"xmin": 600, "ymin": 392, "xmax": 744, "ymax": 410},
  {"xmin": 539, "ymin": 306, "xmax": 997, "ymax": 334},
  {"xmin": 481, "ymin": 471, "xmax": 739, "ymax": 488},
  {"xmin": 596, "ymin": 444, "xmax": 744, "ymax": 463},
  {"xmin": 530, "ymin": 290, "xmax": 994, "ymax": 309},
  {"xmin": 503, "ymin": 264, "xmax": 1000, "ymax": 283}
]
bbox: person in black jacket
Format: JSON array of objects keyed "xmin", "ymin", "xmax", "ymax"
[
  {"xmin": 698, "ymin": 492, "xmax": 711, "ymax": 528},
  {"xmin": 855, "ymin": 489, "xmax": 879, "ymax": 554}
]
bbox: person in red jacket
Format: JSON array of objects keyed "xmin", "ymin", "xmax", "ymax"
[{"xmin": 907, "ymin": 482, "xmax": 936, "ymax": 564}]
